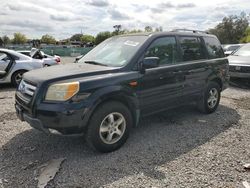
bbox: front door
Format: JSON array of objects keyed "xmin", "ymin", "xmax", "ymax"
[{"xmin": 136, "ymin": 36, "xmax": 185, "ymax": 115}]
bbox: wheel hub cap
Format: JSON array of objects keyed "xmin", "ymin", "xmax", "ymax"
[
  {"xmin": 207, "ymin": 88, "xmax": 218, "ymax": 109},
  {"xmin": 99, "ymin": 112, "xmax": 126, "ymax": 144}
]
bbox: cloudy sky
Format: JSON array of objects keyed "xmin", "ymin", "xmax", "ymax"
[{"xmin": 0, "ymin": 0, "xmax": 250, "ymax": 39}]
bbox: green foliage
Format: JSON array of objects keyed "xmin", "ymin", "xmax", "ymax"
[
  {"xmin": 80, "ymin": 35, "xmax": 95, "ymax": 43},
  {"xmin": 2, "ymin": 35, "xmax": 10, "ymax": 46},
  {"xmin": 145, "ymin": 26, "xmax": 153, "ymax": 32},
  {"xmin": 41, "ymin": 34, "xmax": 56, "ymax": 44},
  {"xmin": 95, "ymin": 31, "xmax": 112, "ymax": 45},
  {"xmin": 209, "ymin": 12, "xmax": 249, "ymax": 44},
  {"xmin": 155, "ymin": 26, "xmax": 163, "ymax": 32},
  {"xmin": 240, "ymin": 27, "xmax": 250, "ymax": 43},
  {"xmin": 113, "ymin": 25, "xmax": 122, "ymax": 35},
  {"xmin": 70, "ymin": 34, "xmax": 83, "ymax": 41},
  {"xmin": 12, "ymin": 32, "xmax": 27, "ymax": 44}
]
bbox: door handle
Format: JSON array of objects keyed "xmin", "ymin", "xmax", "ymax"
[
  {"xmin": 188, "ymin": 68, "xmax": 206, "ymax": 73},
  {"xmin": 173, "ymin": 70, "xmax": 183, "ymax": 74}
]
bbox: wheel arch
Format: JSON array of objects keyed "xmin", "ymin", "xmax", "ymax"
[
  {"xmin": 210, "ymin": 77, "xmax": 223, "ymax": 91},
  {"xmin": 83, "ymin": 89, "xmax": 140, "ymax": 131}
]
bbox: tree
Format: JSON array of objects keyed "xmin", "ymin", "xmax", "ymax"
[
  {"xmin": 95, "ymin": 31, "xmax": 112, "ymax": 45},
  {"xmin": 80, "ymin": 35, "xmax": 95, "ymax": 43},
  {"xmin": 209, "ymin": 12, "xmax": 249, "ymax": 44},
  {"xmin": 2, "ymin": 35, "xmax": 10, "ymax": 47},
  {"xmin": 113, "ymin": 25, "xmax": 122, "ymax": 35},
  {"xmin": 70, "ymin": 34, "xmax": 83, "ymax": 41},
  {"xmin": 240, "ymin": 27, "xmax": 250, "ymax": 43},
  {"xmin": 41, "ymin": 34, "xmax": 56, "ymax": 44},
  {"xmin": 155, "ymin": 26, "xmax": 163, "ymax": 32},
  {"xmin": 145, "ymin": 26, "xmax": 153, "ymax": 32},
  {"xmin": 12, "ymin": 32, "xmax": 27, "ymax": 44}
]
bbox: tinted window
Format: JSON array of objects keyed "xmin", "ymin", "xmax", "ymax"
[
  {"xmin": 145, "ymin": 37, "xmax": 178, "ymax": 65},
  {"xmin": 203, "ymin": 37, "xmax": 224, "ymax": 58},
  {"xmin": 179, "ymin": 36, "xmax": 206, "ymax": 61}
]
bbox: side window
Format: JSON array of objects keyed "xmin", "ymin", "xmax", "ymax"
[
  {"xmin": 145, "ymin": 37, "xmax": 178, "ymax": 65},
  {"xmin": 203, "ymin": 37, "xmax": 224, "ymax": 58},
  {"xmin": 0, "ymin": 53, "xmax": 10, "ymax": 62},
  {"xmin": 179, "ymin": 36, "xmax": 206, "ymax": 61}
]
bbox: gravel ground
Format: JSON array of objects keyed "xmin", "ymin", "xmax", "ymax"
[{"xmin": 0, "ymin": 81, "xmax": 250, "ymax": 187}]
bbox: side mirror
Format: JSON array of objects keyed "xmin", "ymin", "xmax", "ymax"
[
  {"xmin": 142, "ymin": 57, "xmax": 159, "ymax": 69},
  {"xmin": 0, "ymin": 70, "xmax": 6, "ymax": 76}
]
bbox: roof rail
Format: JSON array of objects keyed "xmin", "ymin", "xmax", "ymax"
[{"xmin": 171, "ymin": 29, "xmax": 209, "ymax": 34}]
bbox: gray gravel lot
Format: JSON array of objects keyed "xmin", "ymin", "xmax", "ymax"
[{"xmin": 0, "ymin": 78, "xmax": 250, "ymax": 187}]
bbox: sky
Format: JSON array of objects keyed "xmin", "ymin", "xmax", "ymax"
[{"xmin": 0, "ymin": 0, "xmax": 250, "ymax": 40}]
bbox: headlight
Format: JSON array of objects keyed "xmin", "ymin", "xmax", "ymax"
[{"xmin": 45, "ymin": 82, "xmax": 79, "ymax": 101}]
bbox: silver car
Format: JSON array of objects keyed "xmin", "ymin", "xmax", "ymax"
[
  {"xmin": 18, "ymin": 48, "xmax": 61, "ymax": 66},
  {"xmin": 0, "ymin": 48, "xmax": 44, "ymax": 86},
  {"xmin": 228, "ymin": 43, "xmax": 250, "ymax": 78}
]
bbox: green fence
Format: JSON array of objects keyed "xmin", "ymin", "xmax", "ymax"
[
  {"xmin": 41, "ymin": 47, "xmax": 93, "ymax": 56},
  {"xmin": 11, "ymin": 46, "xmax": 93, "ymax": 57}
]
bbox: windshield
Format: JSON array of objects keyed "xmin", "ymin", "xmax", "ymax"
[
  {"xmin": 79, "ymin": 35, "xmax": 148, "ymax": 67},
  {"xmin": 233, "ymin": 44, "xmax": 250, "ymax": 56}
]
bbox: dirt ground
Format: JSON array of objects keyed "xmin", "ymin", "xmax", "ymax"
[{"xmin": 0, "ymin": 79, "xmax": 250, "ymax": 187}]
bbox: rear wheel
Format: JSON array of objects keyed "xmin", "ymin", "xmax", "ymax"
[
  {"xmin": 197, "ymin": 81, "xmax": 221, "ymax": 114},
  {"xmin": 11, "ymin": 70, "xmax": 26, "ymax": 86},
  {"xmin": 86, "ymin": 101, "xmax": 132, "ymax": 153}
]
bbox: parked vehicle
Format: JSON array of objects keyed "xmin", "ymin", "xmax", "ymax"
[
  {"xmin": 0, "ymin": 49, "xmax": 44, "ymax": 86},
  {"xmin": 223, "ymin": 44, "xmax": 243, "ymax": 56},
  {"xmin": 15, "ymin": 30, "xmax": 229, "ymax": 152},
  {"xmin": 18, "ymin": 48, "xmax": 61, "ymax": 66},
  {"xmin": 74, "ymin": 55, "xmax": 83, "ymax": 63},
  {"xmin": 228, "ymin": 43, "xmax": 250, "ymax": 78}
]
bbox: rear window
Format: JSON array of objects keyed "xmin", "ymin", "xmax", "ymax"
[
  {"xmin": 203, "ymin": 37, "xmax": 224, "ymax": 58},
  {"xmin": 179, "ymin": 36, "xmax": 206, "ymax": 61}
]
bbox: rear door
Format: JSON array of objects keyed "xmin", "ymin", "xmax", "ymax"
[
  {"xmin": 136, "ymin": 36, "xmax": 185, "ymax": 115},
  {"xmin": 176, "ymin": 36, "xmax": 209, "ymax": 101}
]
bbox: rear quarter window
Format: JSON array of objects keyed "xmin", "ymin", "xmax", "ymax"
[{"xmin": 203, "ymin": 37, "xmax": 224, "ymax": 59}]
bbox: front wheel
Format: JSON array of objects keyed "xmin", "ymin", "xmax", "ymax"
[
  {"xmin": 197, "ymin": 82, "xmax": 221, "ymax": 114},
  {"xmin": 86, "ymin": 101, "xmax": 132, "ymax": 153}
]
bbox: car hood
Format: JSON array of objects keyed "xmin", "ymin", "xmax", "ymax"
[
  {"xmin": 228, "ymin": 55, "xmax": 250, "ymax": 66},
  {"xmin": 23, "ymin": 63, "xmax": 119, "ymax": 85}
]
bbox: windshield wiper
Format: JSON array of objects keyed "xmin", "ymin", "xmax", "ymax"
[{"xmin": 84, "ymin": 61, "xmax": 107, "ymax": 66}]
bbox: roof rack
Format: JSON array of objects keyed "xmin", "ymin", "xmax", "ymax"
[{"xmin": 171, "ymin": 29, "xmax": 209, "ymax": 34}]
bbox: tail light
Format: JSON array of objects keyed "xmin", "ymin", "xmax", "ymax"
[{"xmin": 55, "ymin": 57, "xmax": 61, "ymax": 64}]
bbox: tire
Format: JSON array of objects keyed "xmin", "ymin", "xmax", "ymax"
[
  {"xmin": 197, "ymin": 81, "xmax": 221, "ymax": 114},
  {"xmin": 86, "ymin": 101, "xmax": 132, "ymax": 153},
  {"xmin": 11, "ymin": 70, "xmax": 27, "ymax": 87}
]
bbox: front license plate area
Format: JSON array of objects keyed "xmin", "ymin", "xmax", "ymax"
[{"xmin": 15, "ymin": 105, "xmax": 24, "ymax": 121}]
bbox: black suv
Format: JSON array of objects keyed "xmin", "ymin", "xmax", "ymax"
[{"xmin": 15, "ymin": 31, "xmax": 229, "ymax": 152}]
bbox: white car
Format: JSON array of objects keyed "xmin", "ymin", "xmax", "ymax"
[
  {"xmin": 223, "ymin": 44, "xmax": 244, "ymax": 56},
  {"xmin": 18, "ymin": 48, "xmax": 61, "ymax": 66},
  {"xmin": 0, "ymin": 49, "xmax": 44, "ymax": 86}
]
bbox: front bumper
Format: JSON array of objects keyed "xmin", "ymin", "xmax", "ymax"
[{"xmin": 15, "ymin": 101, "xmax": 90, "ymax": 135}]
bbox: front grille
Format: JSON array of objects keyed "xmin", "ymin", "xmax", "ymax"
[
  {"xmin": 230, "ymin": 65, "xmax": 250, "ymax": 73},
  {"xmin": 16, "ymin": 80, "xmax": 37, "ymax": 103}
]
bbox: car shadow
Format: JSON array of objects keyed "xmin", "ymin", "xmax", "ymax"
[
  {"xmin": 230, "ymin": 78, "xmax": 250, "ymax": 89},
  {"xmin": 0, "ymin": 83, "xmax": 16, "ymax": 92},
  {"xmin": 1, "ymin": 104, "xmax": 240, "ymax": 187}
]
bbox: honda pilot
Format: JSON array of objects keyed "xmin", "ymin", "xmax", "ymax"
[{"xmin": 15, "ymin": 30, "xmax": 229, "ymax": 152}]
